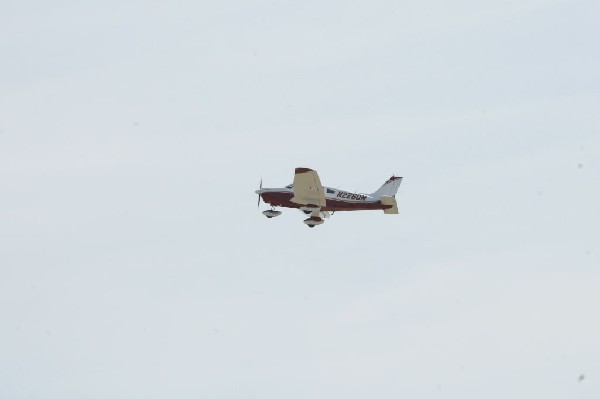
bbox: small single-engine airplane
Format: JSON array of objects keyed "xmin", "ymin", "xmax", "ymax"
[{"xmin": 255, "ymin": 167, "xmax": 403, "ymax": 228}]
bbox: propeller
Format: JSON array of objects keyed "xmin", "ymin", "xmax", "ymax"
[{"xmin": 257, "ymin": 178, "xmax": 262, "ymax": 208}]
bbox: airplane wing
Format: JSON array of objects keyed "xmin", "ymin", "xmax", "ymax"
[{"xmin": 291, "ymin": 167, "xmax": 327, "ymax": 207}]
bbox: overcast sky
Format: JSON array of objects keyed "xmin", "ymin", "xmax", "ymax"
[{"xmin": 1, "ymin": 0, "xmax": 599, "ymax": 398}]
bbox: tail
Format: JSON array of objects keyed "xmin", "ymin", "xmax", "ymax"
[{"xmin": 372, "ymin": 176, "xmax": 403, "ymax": 198}]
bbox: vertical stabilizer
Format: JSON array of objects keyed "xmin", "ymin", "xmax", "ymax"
[{"xmin": 372, "ymin": 176, "xmax": 403, "ymax": 198}]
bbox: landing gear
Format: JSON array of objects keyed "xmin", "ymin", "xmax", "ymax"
[
  {"xmin": 300, "ymin": 205, "xmax": 321, "ymax": 213},
  {"xmin": 262, "ymin": 209, "xmax": 282, "ymax": 218},
  {"xmin": 303, "ymin": 216, "xmax": 324, "ymax": 228}
]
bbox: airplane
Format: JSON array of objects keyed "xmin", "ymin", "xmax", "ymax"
[{"xmin": 255, "ymin": 167, "xmax": 403, "ymax": 228}]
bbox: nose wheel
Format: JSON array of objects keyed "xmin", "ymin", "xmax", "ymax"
[{"xmin": 262, "ymin": 209, "xmax": 282, "ymax": 218}]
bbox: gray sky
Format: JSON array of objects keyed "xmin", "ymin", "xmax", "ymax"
[{"xmin": 1, "ymin": 0, "xmax": 599, "ymax": 398}]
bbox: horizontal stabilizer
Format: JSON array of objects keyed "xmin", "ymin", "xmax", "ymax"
[{"xmin": 381, "ymin": 196, "xmax": 398, "ymax": 214}]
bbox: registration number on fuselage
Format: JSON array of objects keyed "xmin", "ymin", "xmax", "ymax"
[{"xmin": 336, "ymin": 191, "xmax": 367, "ymax": 201}]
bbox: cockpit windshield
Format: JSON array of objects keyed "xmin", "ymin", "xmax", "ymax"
[{"xmin": 285, "ymin": 184, "xmax": 293, "ymax": 189}]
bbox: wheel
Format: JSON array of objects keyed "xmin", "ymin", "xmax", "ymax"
[{"xmin": 308, "ymin": 225, "xmax": 315, "ymax": 228}]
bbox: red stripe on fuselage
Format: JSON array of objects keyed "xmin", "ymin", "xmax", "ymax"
[{"xmin": 260, "ymin": 191, "xmax": 391, "ymax": 212}]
